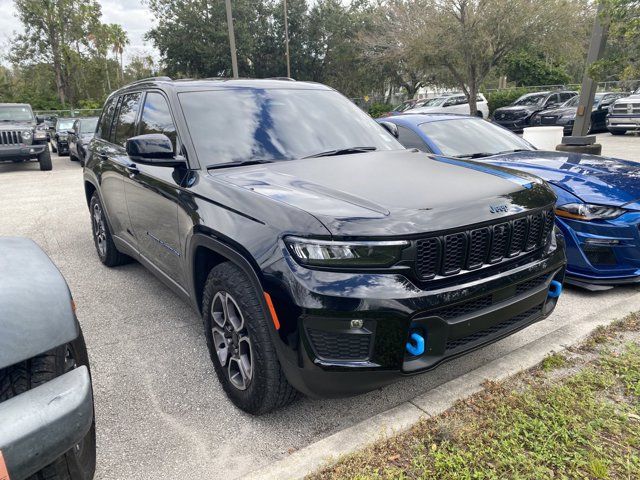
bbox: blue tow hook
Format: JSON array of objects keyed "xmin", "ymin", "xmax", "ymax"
[
  {"xmin": 548, "ymin": 280, "xmax": 563, "ymax": 298},
  {"xmin": 406, "ymin": 332, "xmax": 425, "ymax": 356}
]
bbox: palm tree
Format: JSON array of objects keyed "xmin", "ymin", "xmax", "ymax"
[{"xmin": 109, "ymin": 24, "xmax": 129, "ymax": 84}]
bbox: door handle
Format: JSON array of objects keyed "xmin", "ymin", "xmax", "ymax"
[{"xmin": 126, "ymin": 163, "xmax": 140, "ymax": 176}]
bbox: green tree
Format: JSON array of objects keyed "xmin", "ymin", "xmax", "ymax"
[
  {"xmin": 591, "ymin": 0, "xmax": 640, "ymax": 80},
  {"xmin": 395, "ymin": 0, "xmax": 589, "ymax": 114},
  {"xmin": 499, "ymin": 50, "xmax": 572, "ymax": 87},
  {"xmin": 12, "ymin": 0, "xmax": 104, "ymax": 106}
]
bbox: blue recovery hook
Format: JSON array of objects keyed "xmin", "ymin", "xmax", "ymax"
[
  {"xmin": 548, "ymin": 280, "xmax": 563, "ymax": 298},
  {"xmin": 406, "ymin": 331, "xmax": 425, "ymax": 356}
]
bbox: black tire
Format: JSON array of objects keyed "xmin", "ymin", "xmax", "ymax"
[
  {"xmin": 51, "ymin": 142, "xmax": 57, "ymax": 153},
  {"xmin": 0, "ymin": 332, "xmax": 96, "ymax": 480},
  {"xmin": 202, "ymin": 262, "xmax": 297, "ymax": 414},
  {"xmin": 475, "ymin": 111, "xmax": 483, "ymax": 118},
  {"xmin": 609, "ymin": 129, "xmax": 627, "ymax": 136},
  {"xmin": 89, "ymin": 192, "xmax": 129, "ymax": 267},
  {"xmin": 38, "ymin": 147, "xmax": 52, "ymax": 171}
]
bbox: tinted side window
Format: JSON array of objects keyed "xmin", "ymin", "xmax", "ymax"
[
  {"xmin": 140, "ymin": 92, "xmax": 177, "ymax": 150},
  {"xmin": 545, "ymin": 94, "xmax": 560, "ymax": 106},
  {"xmin": 97, "ymin": 97, "xmax": 117, "ymax": 140},
  {"xmin": 559, "ymin": 92, "xmax": 574, "ymax": 102},
  {"xmin": 397, "ymin": 125, "xmax": 428, "ymax": 151},
  {"xmin": 113, "ymin": 93, "xmax": 141, "ymax": 147}
]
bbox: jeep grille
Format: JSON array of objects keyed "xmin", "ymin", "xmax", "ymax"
[
  {"xmin": 0, "ymin": 131, "xmax": 23, "ymax": 146},
  {"xmin": 415, "ymin": 208, "xmax": 554, "ymax": 280}
]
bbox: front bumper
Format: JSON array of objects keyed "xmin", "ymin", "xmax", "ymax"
[
  {"xmin": 558, "ymin": 213, "xmax": 640, "ymax": 287},
  {"xmin": 266, "ymin": 242, "xmax": 566, "ymax": 398},
  {"xmin": 0, "ymin": 144, "xmax": 47, "ymax": 160},
  {"xmin": 0, "ymin": 367, "xmax": 93, "ymax": 480},
  {"xmin": 607, "ymin": 115, "xmax": 640, "ymax": 130}
]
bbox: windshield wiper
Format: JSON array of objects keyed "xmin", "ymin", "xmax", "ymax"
[
  {"xmin": 303, "ymin": 146, "xmax": 377, "ymax": 159},
  {"xmin": 207, "ymin": 159, "xmax": 274, "ymax": 170},
  {"xmin": 455, "ymin": 152, "xmax": 495, "ymax": 159},
  {"xmin": 495, "ymin": 148, "xmax": 530, "ymax": 155}
]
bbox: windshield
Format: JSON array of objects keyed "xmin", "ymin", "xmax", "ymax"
[
  {"xmin": 56, "ymin": 119, "xmax": 75, "ymax": 131},
  {"xmin": 513, "ymin": 93, "xmax": 547, "ymax": 106},
  {"xmin": 179, "ymin": 88, "xmax": 401, "ymax": 165},
  {"xmin": 80, "ymin": 118, "xmax": 98, "ymax": 133},
  {"xmin": 564, "ymin": 96, "xmax": 580, "ymax": 107},
  {"xmin": 419, "ymin": 118, "xmax": 533, "ymax": 158},
  {"xmin": 422, "ymin": 97, "xmax": 448, "ymax": 107},
  {"xmin": 0, "ymin": 105, "xmax": 34, "ymax": 122},
  {"xmin": 394, "ymin": 101, "xmax": 413, "ymax": 112}
]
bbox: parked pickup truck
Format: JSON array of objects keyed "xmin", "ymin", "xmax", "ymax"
[
  {"xmin": 0, "ymin": 103, "xmax": 52, "ymax": 171},
  {"xmin": 0, "ymin": 238, "xmax": 95, "ymax": 480},
  {"xmin": 607, "ymin": 88, "xmax": 640, "ymax": 135},
  {"xmin": 84, "ymin": 77, "xmax": 566, "ymax": 414}
]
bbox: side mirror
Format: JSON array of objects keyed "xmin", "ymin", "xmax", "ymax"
[
  {"xmin": 126, "ymin": 134, "xmax": 185, "ymax": 167},
  {"xmin": 379, "ymin": 121, "xmax": 399, "ymax": 138},
  {"xmin": 35, "ymin": 115, "xmax": 44, "ymax": 124}
]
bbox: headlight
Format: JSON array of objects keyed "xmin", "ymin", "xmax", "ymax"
[
  {"xmin": 22, "ymin": 131, "xmax": 32, "ymax": 140},
  {"xmin": 555, "ymin": 203, "xmax": 625, "ymax": 221},
  {"xmin": 285, "ymin": 237, "xmax": 408, "ymax": 268}
]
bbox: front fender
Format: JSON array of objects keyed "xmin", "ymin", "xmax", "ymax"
[{"xmin": 0, "ymin": 238, "xmax": 78, "ymax": 370}]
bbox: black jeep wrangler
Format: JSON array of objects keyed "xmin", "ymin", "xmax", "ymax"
[
  {"xmin": 84, "ymin": 77, "xmax": 566, "ymax": 414},
  {"xmin": 0, "ymin": 103, "xmax": 52, "ymax": 171},
  {"xmin": 0, "ymin": 238, "xmax": 95, "ymax": 480}
]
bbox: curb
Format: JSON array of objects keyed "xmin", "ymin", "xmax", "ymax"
[{"xmin": 242, "ymin": 291, "xmax": 640, "ymax": 480}]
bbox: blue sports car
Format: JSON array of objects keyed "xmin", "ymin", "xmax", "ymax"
[{"xmin": 378, "ymin": 113, "xmax": 640, "ymax": 289}]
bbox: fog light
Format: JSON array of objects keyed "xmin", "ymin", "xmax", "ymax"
[
  {"xmin": 350, "ymin": 319, "xmax": 363, "ymax": 329},
  {"xmin": 584, "ymin": 238, "xmax": 620, "ymax": 246}
]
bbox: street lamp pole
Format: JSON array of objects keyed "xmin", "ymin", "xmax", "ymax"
[
  {"xmin": 225, "ymin": 0, "xmax": 239, "ymax": 78},
  {"xmin": 284, "ymin": 0, "xmax": 291, "ymax": 78}
]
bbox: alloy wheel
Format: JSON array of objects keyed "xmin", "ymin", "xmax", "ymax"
[
  {"xmin": 210, "ymin": 291, "xmax": 253, "ymax": 391},
  {"xmin": 92, "ymin": 203, "xmax": 107, "ymax": 258}
]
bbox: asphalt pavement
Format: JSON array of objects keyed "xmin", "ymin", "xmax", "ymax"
[{"xmin": 0, "ymin": 133, "xmax": 638, "ymax": 479}]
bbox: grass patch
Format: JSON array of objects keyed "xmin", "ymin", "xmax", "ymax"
[
  {"xmin": 310, "ymin": 314, "xmax": 640, "ymax": 480},
  {"xmin": 540, "ymin": 352, "xmax": 567, "ymax": 371}
]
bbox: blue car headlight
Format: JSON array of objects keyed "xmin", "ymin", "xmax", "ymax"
[{"xmin": 555, "ymin": 203, "xmax": 626, "ymax": 221}]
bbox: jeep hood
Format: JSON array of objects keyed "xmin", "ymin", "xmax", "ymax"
[
  {"xmin": 482, "ymin": 150, "xmax": 640, "ymax": 209},
  {"xmin": 0, "ymin": 121, "xmax": 33, "ymax": 130},
  {"xmin": 494, "ymin": 105, "xmax": 538, "ymax": 114},
  {"xmin": 214, "ymin": 149, "xmax": 555, "ymax": 236},
  {"xmin": 0, "ymin": 238, "xmax": 78, "ymax": 370}
]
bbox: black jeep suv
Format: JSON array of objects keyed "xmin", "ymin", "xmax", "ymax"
[
  {"xmin": 0, "ymin": 103, "xmax": 52, "ymax": 170},
  {"xmin": 84, "ymin": 77, "xmax": 566, "ymax": 414}
]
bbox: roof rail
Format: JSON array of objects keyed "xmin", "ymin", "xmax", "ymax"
[
  {"xmin": 128, "ymin": 76, "xmax": 173, "ymax": 85},
  {"xmin": 267, "ymin": 77, "xmax": 296, "ymax": 81}
]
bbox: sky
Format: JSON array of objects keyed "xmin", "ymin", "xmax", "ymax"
[{"xmin": 0, "ymin": 0, "xmax": 158, "ymax": 63}]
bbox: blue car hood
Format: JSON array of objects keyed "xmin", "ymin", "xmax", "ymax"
[{"xmin": 483, "ymin": 150, "xmax": 640, "ymax": 209}]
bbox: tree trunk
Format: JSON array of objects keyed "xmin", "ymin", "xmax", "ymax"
[
  {"xmin": 468, "ymin": 81, "xmax": 478, "ymax": 117},
  {"xmin": 50, "ymin": 41, "xmax": 66, "ymax": 106},
  {"xmin": 105, "ymin": 56, "xmax": 112, "ymax": 92}
]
